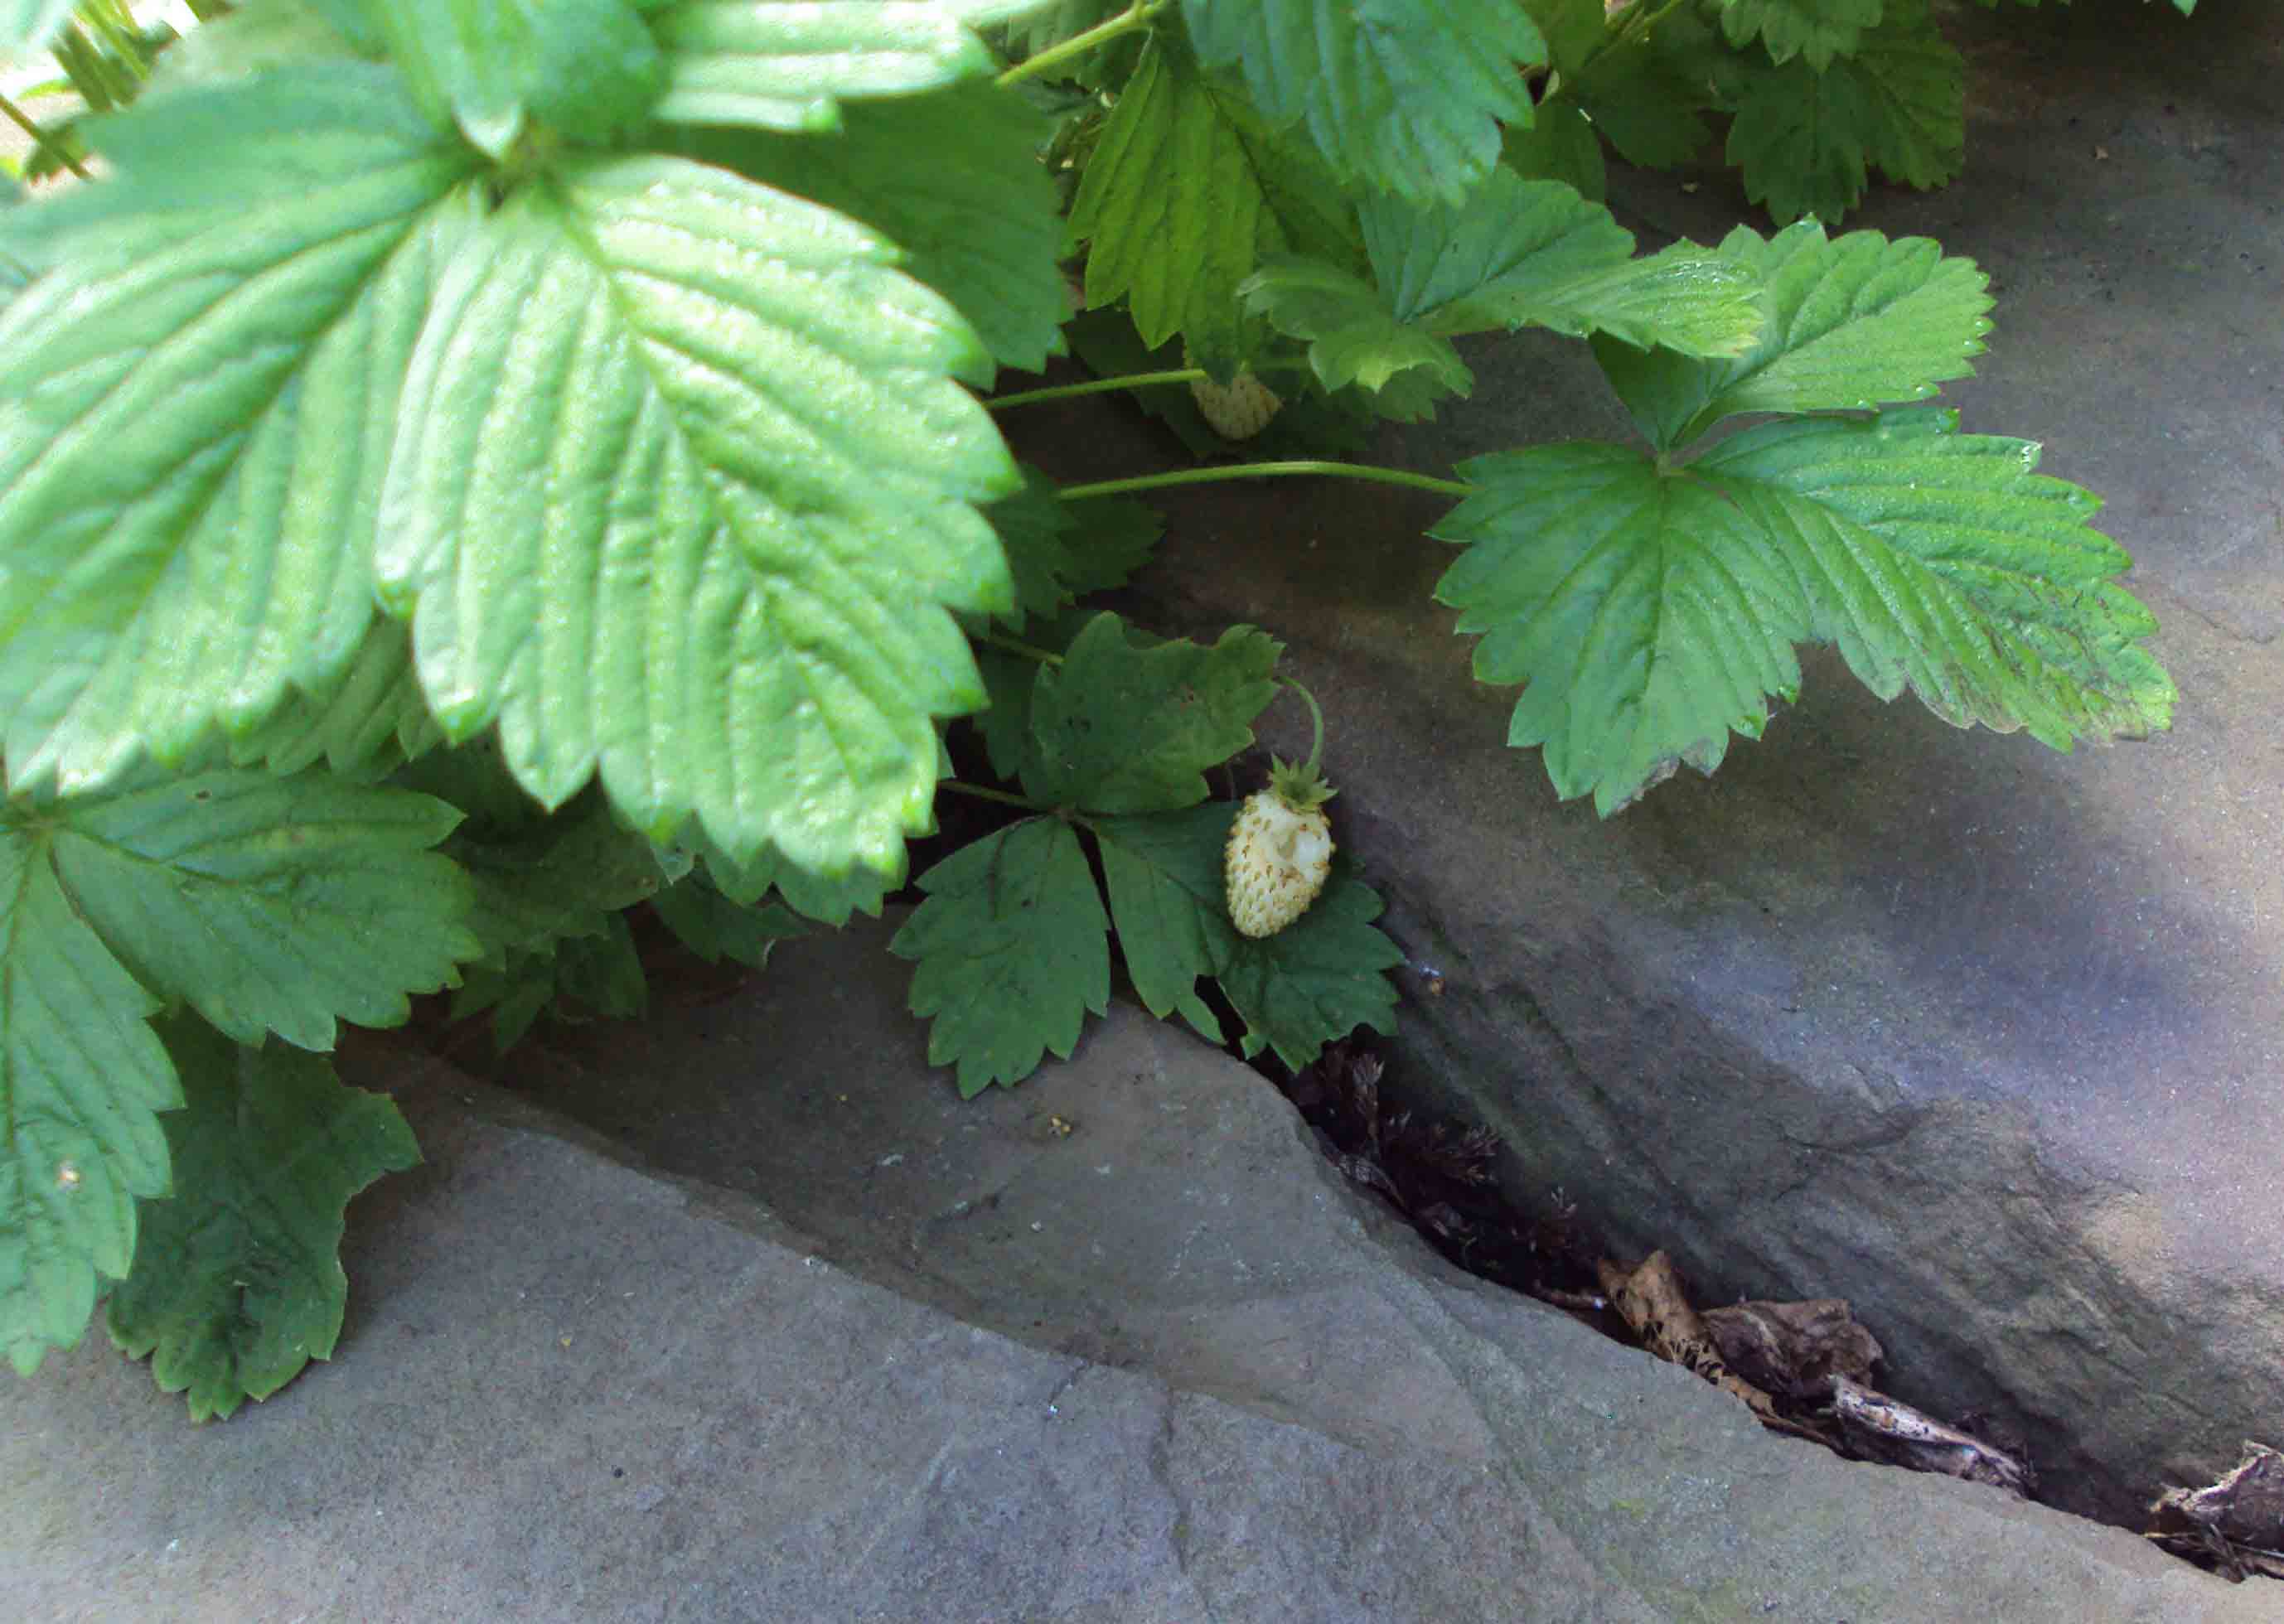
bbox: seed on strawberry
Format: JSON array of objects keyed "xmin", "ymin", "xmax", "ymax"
[
  {"xmin": 1184, "ymin": 343, "xmax": 1282, "ymax": 441},
  {"xmin": 1225, "ymin": 681, "xmax": 1338, "ymax": 938}
]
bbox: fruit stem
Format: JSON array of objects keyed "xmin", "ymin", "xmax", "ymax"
[
  {"xmin": 1061, "ymin": 462, "xmax": 1475, "ymax": 502},
  {"xmin": 939, "ymin": 781, "xmax": 1049, "ymax": 812},
  {"xmin": 997, "ymin": 0, "xmax": 1170, "ymax": 87},
  {"xmin": 1284, "ymin": 679, "xmax": 1327, "ymax": 779}
]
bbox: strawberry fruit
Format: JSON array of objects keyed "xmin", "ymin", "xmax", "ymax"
[
  {"xmin": 1184, "ymin": 344, "xmax": 1283, "ymax": 441},
  {"xmin": 1226, "ymin": 682, "xmax": 1338, "ymax": 938}
]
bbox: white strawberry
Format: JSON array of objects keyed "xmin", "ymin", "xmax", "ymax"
[
  {"xmin": 1225, "ymin": 682, "xmax": 1338, "ymax": 938},
  {"xmin": 1184, "ymin": 343, "xmax": 1282, "ymax": 441}
]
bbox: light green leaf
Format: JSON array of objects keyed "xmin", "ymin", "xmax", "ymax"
[
  {"xmin": 1717, "ymin": 0, "xmax": 1882, "ymax": 70},
  {"xmin": 104, "ymin": 1017, "xmax": 419, "ymax": 1421},
  {"xmin": 0, "ymin": 836, "xmax": 176, "ymax": 1376},
  {"xmin": 1067, "ymin": 31, "xmax": 1362, "ymax": 365},
  {"xmin": 375, "ymin": 153, "xmax": 1018, "ymax": 879},
  {"xmin": 649, "ymin": 877, "xmax": 802, "ymax": 967},
  {"xmin": 1180, "ymin": 0, "xmax": 1544, "ymax": 203},
  {"xmin": 0, "ymin": 72, "xmax": 480, "ymax": 800},
  {"xmin": 668, "ymin": 78, "xmax": 1067, "ymax": 379},
  {"xmin": 1590, "ymin": 221, "xmax": 1991, "ymax": 451},
  {"xmin": 890, "ymin": 816, "xmax": 1111, "ymax": 1096},
  {"xmin": 151, "ymin": 0, "xmax": 366, "ymax": 93},
  {"xmin": 1696, "ymin": 412, "xmax": 2173, "ymax": 745},
  {"xmin": 1022, "ymin": 613, "xmax": 1281, "ymax": 814},
  {"xmin": 215, "ymin": 618, "xmax": 445, "ymax": 784},
  {"xmin": 649, "ymin": 0, "xmax": 992, "ymax": 131},
  {"xmin": 41, "ymin": 767, "xmax": 479, "ymax": 1048},
  {"xmin": 1358, "ymin": 168, "xmax": 1763, "ymax": 356},
  {"xmin": 354, "ymin": 0, "xmax": 662, "ymax": 154},
  {"xmin": 1432, "ymin": 413, "xmax": 2172, "ymax": 814},
  {"xmin": 1238, "ymin": 256, "xmax": 1473, "ymax": 421}
]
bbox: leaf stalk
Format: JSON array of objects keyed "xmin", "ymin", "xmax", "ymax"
[
  {"xmin": 1059, "ymin": 462, "xmax": 1474, "ymax": 503},
  {"xmin": 998, "ymin": 0, "xmax": 1172, "ymax": 88}
]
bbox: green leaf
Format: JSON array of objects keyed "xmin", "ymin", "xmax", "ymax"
[
  {"xmin": 649, "ymin": 0, "xmax": 992, "ymax": 131},
  {"xmin": 0, "ymin": 72, "xmax": 480, "ymax": 799},
  {"xmin": 1021, "ymin": 613, "xmax": 1281, "ymax": 814},
  {"xmin": 1180, "ymin": 0, "xmax": 1544, "ymax": 203},
  {"xmin": 1716, "ymin": 0, "xmax": 1881, "ymax": 70},
  {"xmin": 1724, "ymin": 2, "xmax": 1963, "ymax": 225},
  {"xmin": 1063, "ymin": 495, "xmax": 1166, "ymax": 598},
  {"xmin": 1590, "ymin": 221, "xmax": 1991, "ymax": 451},
  {"xmin": 104, "ymin": 1016, "xmax": 419, "ymax": 1422},
  {"xmin": 550, "ymin": 912, "xmax": 650, "ymax": 1020},
  {"xmin": 1238, "ymin": 257, "xmax": 1474, "ymax": 421},
  {"xmin": 446, "ymin": 795, "xmax": 681, "ymax": 971},
  {"xmin": 1096, "ymin": 804, "xmax": 1401, "ymax": 1069},
  {"xmin": 987, "ymin": 467, "xmax": 1089, "ymax": 632},
  {"xmin": 152, "ymin": 0, "xmax": 367, "ymax": 93},
  {"xmin": 1499, "ymin": 98, "xmax": 1607, "ymax": 201},
  {"xmin": 1093, "ymin": 802, "xmax": 1235, "ymax": 1044},
  {"xmin": 1359, "ymin": 169, "xmax": 1762, "ymax": 356},
  {"xmin": 679, "ymin": 828, "xmax": 900, "ymax": 925},
  {"xmin": 354, "ymin": 0, "xmax": 663, "ymax": 154},
  {"xmin": 1431, "ymin": 413, "xmax": 2172, "ymax": 814},
  {"xmin": 210, "ymin": 618, "xmax": 445, "ymax": 785},
  {"xmin": 890, "ymin": 816, "xmax": 1111, "ymax": 1096},
  {"xmin": 1067, "ymin": 31, "xmax": 1362, "ymax": 365},
  {"xmin": 0, "ymin": 836, "xmax": 176, "ymax": 1376},
  {"xmin": 1569, "ymin": 32, "xmax": 1714, "ymax": 171},
  {"xmin": 650, "ymin": 877, "xmax": 802, "ymax": 967},
  {"xmin": 375, "ymin": 153, "xmax": 1018, "ymax": 879},
  {"xmin": 667, "ymin": 79, "xmax": 1067, "ymax": 379},
  {"xmin": 37, "ymin": 767, "xmax": 479, "ymax": 1047}
]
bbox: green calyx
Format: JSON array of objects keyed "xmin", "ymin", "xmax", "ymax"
[{"xmin": 1267, "ymin": 679, "xmax": 1337, "ymax": 814}]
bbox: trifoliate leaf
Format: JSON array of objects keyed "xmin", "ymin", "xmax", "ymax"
[
  {"xmin": 1359, "ymin": 168, "xmax": 1763, "ymax": 357},
  {"xmin": 38, "ymin": 769, "xmax": 478, "ymax": 1047},
  {"xmin": 1432, "ymin": 412, "xmax": 2172, "ymax": 814},
  {"xmin": 375, "ymin": 154, "xmax": 1018, "ymax": 879},
  {"xmin": 1499, "ymin": 97, "xmax": 1607, "ymax": 201},
  {"xmin": 1180, "ymin": 0, "xmax": 1544, "ymax": 204},
  {"xmin": 1238, "ymin": 257, "xmax": 1474, "ymax": 421},
  {"xmin": 650, "ymin": 877, "xmax": 803, "ymax": 967},
  {"xmin": 215, "ymin": 618, "xmax": 445, "ymax": 785},
  {"xmin": 890, "ymin": 816, "xmax": 1111, "ymax": 1095},
  {"xmin": 1724, "ymin": 2, "xmax": 1962, "ymax": 226},
  {"xmin": 1095, "ymin": 804, "xmax": 1401, "ymax": 1068},
  {"xmin": 1022, "ymin": 613, "xmax": 1281, "ymax": 814},
  {"xmin": 666, "ymin": 78, "xmax": 1066, "ymax": 379},
  {"xmin": 0, "ymin": 74, "xmax": 480, "ymax": 800},
  {"xmin": 1590, "ymin": 221, "xmax": 1991, "ymax": 451},
  {"xmin": 354, "ymin": 0, "xmax": 662, "ymax": 154},
  {"xmin": 1068, "ymin": 31, "xmax": 1362, "ymax": 365},
  {"xmin": 104, "ymin": 1016, "xmax": 419, "ymax": 1422},
  {"xmin": 1716, "ymin": 0, "xmax": 1882, "ymax": 70},
  {"xmin": 0, "ymin": 840, "xmax": 176, "ymax": 1376},
  {"xmin": 445, "ymin": 794, "xmax": 681, "ymax": 970},
  {"xmin": 649, "ymin": 0, "xmax": 993, "ymax": 130}
]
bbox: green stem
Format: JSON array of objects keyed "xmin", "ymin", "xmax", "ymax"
[
  {"xmin": 975, "ymin": 628, "xmax": 1066, "ymax": 666},
  {"xmin": 1283, "ymin": 679, "xmax": 1327, "ymax": 778},
  {"xmin": 0, "ymin": 91, "xmax": 91, "ymax": 181},
  {"xmin": 1060, "ymin": 462, "xmax": 1475, "ymax": 503},
  {"xmin": 998, "ymin": 0, "xmax": 1170, "ymax": 87},
  {"xmin": 940, "ymin": 780, "xmax": 1051, "ymax": 813},
  {"xmin": 986, "ymin": 370, "xmax": 1206, "ymax": 410}
]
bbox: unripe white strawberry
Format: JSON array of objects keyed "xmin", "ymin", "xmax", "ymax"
[
  {"xmin": 1184, "ymin": 344, "xmax": 1282, "ymax": 441},
  {"xmin": 1225, "ymin": 682, "xmax": 1338, "ymax": 938}
]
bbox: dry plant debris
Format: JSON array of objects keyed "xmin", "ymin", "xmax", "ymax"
[{"xmin": 2146, "ymin": 1442, "xmax": 2284, "ymax": 1582}]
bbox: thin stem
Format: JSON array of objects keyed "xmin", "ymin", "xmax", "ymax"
[
  {"xmin": 0, "ymin": 92, "xmax": 91, "ymax": 181},
  {"xmin": 998, "ymin": 0, "xmax": 1169, "ymax": 87},
  {"xmin": 975, "ymin": 628, "xmax": 1065, "ymax": 666},
  {"xmin": 986, "ymin": 370, "xmax": 1205, "ymax": 410},
  {"xmin": 1060, "ymin": 461, "xmax": 1475, "ymax": 503},
  {"xmin": 940, "ymin": 780, "xmax": 1051, "ymax": 812},
  {"xmin": 1283, "ymin": 680, "xmax": 1327, "ymax": 778}
]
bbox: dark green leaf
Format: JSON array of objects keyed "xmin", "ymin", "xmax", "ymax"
[
  {"xmin": 1214, "ymin": 867, "xmax": 1403, "ymax": 1070},
  {"xmin": 1022, "ymin": 613, "xmax": 1281, "ymax": 814},
  {"xmin": 1181, "ymin": 0, "xmax": 1544, "ymax": 203},
  {"xmin": 890, "ymin": 817, "xmax": 1111, "ymax": 1096},
  {"xmin": 1500, "ymin": 97, "xmax": 1607, "ymax": 201},
  {"xmin": 446, "ymin": 795, "xmax": 682, "ymax": 970},
  {"xmin": 650, "ymin": 877, "xmax": 802, "ymax": 967},
  {"xmin": 104, "ymin": 1016, "xmax": 419, "ymax": 1421},
  {"xmin": 1716, "ymin": 0, "xmax": 1881, "ymax": 70},
  {"xmin": 1093, "ymin": 803, "xmax": 1236, "ymax": 1044}
]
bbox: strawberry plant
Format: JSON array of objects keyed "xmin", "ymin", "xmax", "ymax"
[{"xmin": 0, "ymin": 0, "xmax": 2177, "ymax": 1419}]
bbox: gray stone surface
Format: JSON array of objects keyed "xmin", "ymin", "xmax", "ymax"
[
  {"xmin": 5, "ymin": 917, "xmax": 2264, "ymax": 1620},
  {"xmin": 996, "ymin": 0, "xmax": 2284, "ymax": 1525}
]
